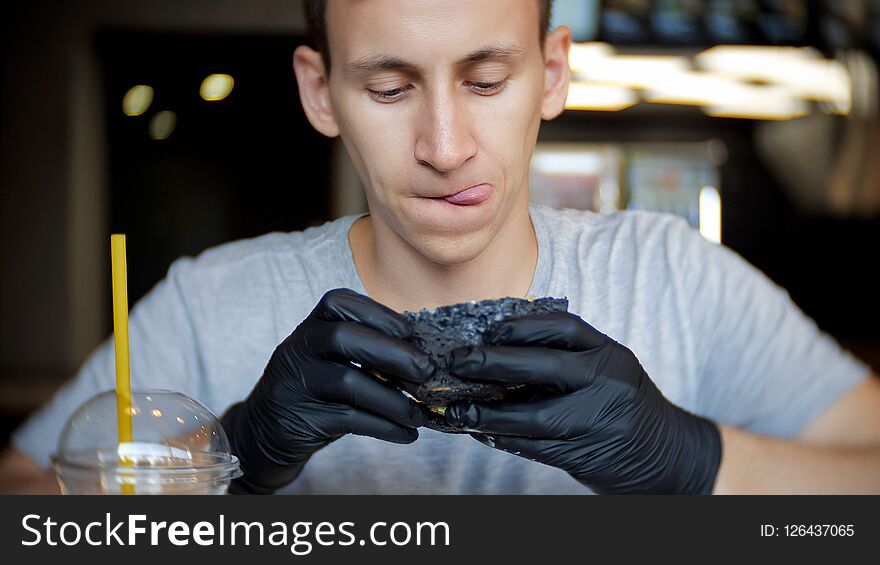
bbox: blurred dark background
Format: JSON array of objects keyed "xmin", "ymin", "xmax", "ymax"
[
  {"xmin": 2, "ymin": 0, "xmax": 879, "ymax": 453},
  {"xmin": 101, "ymin": 30, "xmax": 333, "ymax": 303}
]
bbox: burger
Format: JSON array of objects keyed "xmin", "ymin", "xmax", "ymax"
[{"xmin": 377, "ymin": 296, "xmax": 569, "ymax": 432}]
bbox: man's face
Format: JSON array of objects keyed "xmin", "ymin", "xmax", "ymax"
[{"xmin": 324, "ymin": 0, "xmax": 556, "ymax": 265}]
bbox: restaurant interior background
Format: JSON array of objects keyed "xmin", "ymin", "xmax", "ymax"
[{"xmin": 2, "ymin": 0, "xmax": 879, "ymax": 453}]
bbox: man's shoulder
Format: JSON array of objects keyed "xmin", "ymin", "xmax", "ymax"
[
  {"xmin": 177, "ymin": 215, "xmax": 358, "ymax": 274},
  {"xmin": 533, "ymin": 203, "xmax": 694, "ymax": 245},
  {"xmin": 157, "ymin": 215, "xmax": 361, "ymax": 305}
]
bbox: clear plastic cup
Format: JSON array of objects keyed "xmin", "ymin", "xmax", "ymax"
[{"xmin": 51, "ymin": 390, "xmax": 241, "ymax": 495}]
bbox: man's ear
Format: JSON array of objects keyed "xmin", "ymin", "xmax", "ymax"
[
  {"xmin": 293, "ymin": 45, "xmax": 340, "ymax": 137},
  {"xmin": 541, "ymin": 26, "xmax": 572, "ymax": 121}
]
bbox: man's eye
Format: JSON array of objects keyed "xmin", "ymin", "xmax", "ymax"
[
  {"xmin": 367, "ymin": 86, "xmax": 411, "ymax": 102},
  {"xmin": 466, "ymin": 80, "xmax": 507, "ymax": 96}
]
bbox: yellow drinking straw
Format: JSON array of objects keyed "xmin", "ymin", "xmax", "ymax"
[{"xmin": 110, "ymin": 234, "xmax": 135, "ymax": 495}]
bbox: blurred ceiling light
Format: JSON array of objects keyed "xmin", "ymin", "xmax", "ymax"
[
  {"xmin": 565, "ymin": 42, "xmax": 852, "ymax": 119},
  {"xmin": 122, "ymin": 85, "xmax": 153, "ymax": 116},
  {"xmin": 644, "ymin": 70, "xmax": 745, "ymax": 106},
  {"xmin": 570, "ymin": 43, "xmax": 689, "ymax": 89},
  {"xmin": 702, "ymin": 106, "xmax": 808, "ymax": 121},
  {"xmin": 696, "ymin": 46, "xmax": 851, "ymax": 114},
  {"xmin": 565, "ymin": 82, "xmax": 638, "ymax": 112},
  {"xmin": 699, "ymin": 186, "xmax": 721, "ymax": 244},
  {"xmin": 148, "ymin": 110, "xmax": 177, "ymax": 140},
  {"xmin": 532, "ymin": 151, "xmax": 604, "ymax": 175},
  {"xmin": 200, "ymin": 73, "xmax": 235, "ymax": 101},
  {"xmin": 645, "ymin": 71, "xmax": 810, "ymax": 119},
  {"xmin": 702, "ymin": 89, "xmax": 810, "ymax": 120},
  {"xmin": 568, "ymin": 42, "xmax": 616, "ymax": 71}
]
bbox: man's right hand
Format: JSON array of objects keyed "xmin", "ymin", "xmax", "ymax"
[{"xmin": 221, "ymin": 288, "xmax": 434, "ymax": 494}]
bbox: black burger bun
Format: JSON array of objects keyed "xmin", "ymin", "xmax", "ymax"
[{"xmin": 382, "ymin": 296, "xmax": 569, "ymax": 433}]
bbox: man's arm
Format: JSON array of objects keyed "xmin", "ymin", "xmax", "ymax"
[
  {"xmin": 713, "ymin": 373, "xmax": 880, "ymax": 494},
  {"xmin": 0, "ymin": 447, "xmax": 60, "ymax": 494}
]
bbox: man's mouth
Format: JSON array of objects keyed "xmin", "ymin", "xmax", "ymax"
[{"xmin": 431, "ymin": 184, "xmax": 493, "ymax": 206}]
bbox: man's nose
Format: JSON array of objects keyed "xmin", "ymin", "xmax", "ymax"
[{"xmin": 414, "ymin": 91, "xmax": 478, "ymax": 174}]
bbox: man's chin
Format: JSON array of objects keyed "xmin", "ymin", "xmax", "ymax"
[{"xmin": 406, "ymin": 230, "xmax": 493, "ymax": 266}]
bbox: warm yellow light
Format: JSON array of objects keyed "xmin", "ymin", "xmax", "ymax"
[
  {"xmin": 200, "ymin": 73, "xmax": 235, "ymax": 101},
  {"xmin": 699, "ymin": 186, "xmax": 722, "ymax": 244},
  {"xmin": 702, "ymin": 108, "xmax": 809, "ymax": 121},
  {"xmin": 565, "ymin": 82, "xmax": 638, "ymax": 112},
  {"xmin": 564, "ymin": 42, "xmax": 852, "ymax": 119},
  {"xmin": 568, "ymin": 42, "xmax": 616, "ymax": 72},
  {"xmin": 570, "ymin": 43, "xmax": 689, "ymax": 90},
  {"xmin": 696, "ymin": 46, "xmax": 851, "ymax": 114},
  {"xmin": 122, "ymin": 85, "xmax": 153, "ymax": 116},
  {"xmin": 148, "ymin": 110, "xmax": 177, "ymax": 140},
  {"xmin": 643, "ymin": 71, "xmax": 742, "ymax": 106},
  {"xmin": 643, "ymin": 71, "xmax": 810, "ymax": 119},
  {"xmin": 702, "ymin": 89, "xmax": 810, "ymax": 120},
  {"xmin": 532, "ymin": 151, "xmax": 604, "ymax": 175}
]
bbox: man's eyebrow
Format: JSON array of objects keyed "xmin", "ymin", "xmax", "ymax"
[
  {"xmin": 348, "ymin": 55, "xmax": 415, "ymax": 74},
  {"xmin": 347, "ymin": 44, "xmax": 526, "ymax": 74},
  {"xmin": 457, "ymin": 44, "xmax": 526, "ymax": 65}
]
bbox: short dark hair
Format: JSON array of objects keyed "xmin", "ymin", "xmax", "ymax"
[{"xmin": 305, "ymin": 0, "xmax": 554, "ymax": 73}]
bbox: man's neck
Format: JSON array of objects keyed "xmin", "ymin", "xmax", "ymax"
[{"xmin": 348, "ymin": 205, "xmax": 538, "ymax": 313}]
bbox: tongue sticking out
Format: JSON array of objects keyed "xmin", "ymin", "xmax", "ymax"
[{"xmin": 442, "ymin": 184, "xmax": 492, "ymax": 205}]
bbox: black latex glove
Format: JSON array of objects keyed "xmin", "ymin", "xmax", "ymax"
[
  {"xmin": 444, "ymin": 312, "xmax": 722, "ymax": 494},
  {"xmin": 221, "ymin": 288, "xmax": 435, "ymax": 494}
]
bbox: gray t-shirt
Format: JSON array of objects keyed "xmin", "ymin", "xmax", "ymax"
[{"xmin": 13, "ymin": 204, "xmax": 869, "ymax": 494}]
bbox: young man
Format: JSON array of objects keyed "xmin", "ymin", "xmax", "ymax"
[{"xmin": 3, "ymin": 0, "xmax": 880, "ymax": 494}]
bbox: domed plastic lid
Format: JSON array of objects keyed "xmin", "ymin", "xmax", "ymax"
[{"xmin": 52, "ymin": 390, "xmax": 240, "ymax": 492}]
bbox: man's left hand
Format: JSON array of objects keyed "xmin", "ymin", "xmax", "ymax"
[{"xmin": 444, "ymin": 312, "xmax": 722, "ymax": 494}]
